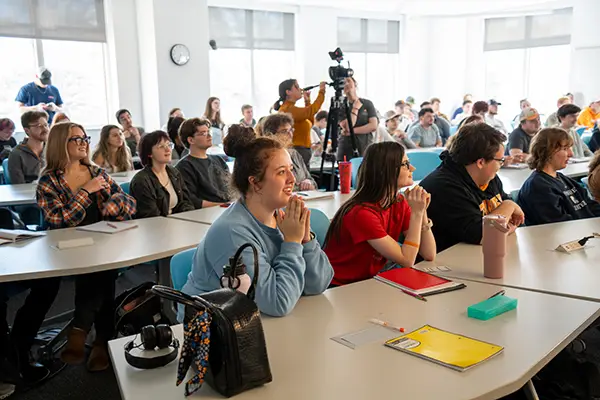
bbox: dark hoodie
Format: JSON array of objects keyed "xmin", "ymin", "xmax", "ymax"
[
  {"xmin": 420, "ymin": 151, "xmax": 509, "ymax": 252},
  {"xmin": 517, "ymin": 171, "xmax": 600, "ymax": 226}
]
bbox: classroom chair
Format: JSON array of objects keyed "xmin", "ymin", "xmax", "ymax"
[
  {"xmin": 309, "ymin": 208, "xmax": 330, "ymax": 247},
  {"xmin": 582, "ymin": 134, "xmax": 592, "ymax": 147},
  {"xmin": 170, "ymin": 248, "xmax": 196, "ymax": 291},
  {"xmin": 510, "ymin": 190, "xmax": 519, "ymax": 202},
  {"xmin": 449, "ymin": 126, "xmax": 459, "ymax": 136},
  {"xmin": 576, "ymin": 127, "xmax": 586, "ymax": 136},
  {"xmin": 2, "ymin": 159, "xmax": 10, "ymax": 184},
  {"xmin": 582, "ymin": 177, "xmax": 592, "ymax": 198},
  {"xmin": 408, "ymin": 151, "xmax": 441, "ymax": 181},
  {"xmin": 350, "ymin": 157, "xmax": 363, "ymax": 188},
  {"xmin": 120, "ymin": 181, "xmax": 130, "ymax": 195}
]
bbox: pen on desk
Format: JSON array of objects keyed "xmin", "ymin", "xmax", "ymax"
[
  {"xmin": 488, "ymin": 290, "xmax": 505, "ymax": 299},
  {"xmin": 400, "ymin": 289, "xmax": 427, "ymax": 302},
  {"xmin": 296, "ymin": 192, "xmax": 309, "ymax": 197},
  {"xmin": 106, "ymin": 222, "xmax": 118, "ymax": 229},
  {"xmin": 369, "ymin": 318, "xmax": 405, "ymax": 333}
]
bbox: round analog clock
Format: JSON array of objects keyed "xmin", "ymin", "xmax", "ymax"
[{"xmin": 170, "ymin": 44, "xmax": 190, "ymax": 66}]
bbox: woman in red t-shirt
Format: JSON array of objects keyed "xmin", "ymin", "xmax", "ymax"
[{"xmin": 324, "ymin": 142, "xmax": 437, "ymax": 285}]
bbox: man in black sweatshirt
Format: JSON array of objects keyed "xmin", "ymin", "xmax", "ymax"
[
  {"xmin": 420, "ymin": 123, "xmax": 525, "ymax": 252},
  {"xmin": 175, "ymin": 117, "xmax": 231, "ymax": 209},
  {"xmin": 517, "ymin": 127, "xmax": 600, "ymax": 226}
]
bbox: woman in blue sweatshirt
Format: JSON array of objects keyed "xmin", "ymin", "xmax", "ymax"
[
  {"xmin": 180, "ymin": 126, "xmax": 333, "ymax": 319},
  {"xmin": 517, "ymin": 127, "xmax": 600, "ymax": 226}
]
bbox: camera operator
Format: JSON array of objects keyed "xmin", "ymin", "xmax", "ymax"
[
  {"xmin": 337, "ymin": 77, "xmax": 377, "ymax": 161},
  {"xmin": 274, "ymin": 79, "xmax": 327, "ymax": 168}
]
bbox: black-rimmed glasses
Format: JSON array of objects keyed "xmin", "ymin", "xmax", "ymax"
[{"xmin": 67, "ymin": 136, "xmax": 91, "ymax": 146}]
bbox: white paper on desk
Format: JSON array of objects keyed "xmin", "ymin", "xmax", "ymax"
[
  {"xmin": 503, "ymin": 163, "xmax": 528, "ymax": 169},
  {"xmin": 568, "ymin": 157, "xmax": 592, "ymax": 164},
  {"xmin": 76, "ymin": 221, "xmax": 138, "ymax": 234},
  {"xmin": 331, "ymin": 326, "xmax": 398, "ymax": 349},
  {"xmin": 295, "ymin": 191, "xmax": 335, "ymax": 201},
  {"xmin": 0, "ymin": 229, "xmax": 45, "ymax": 244}
]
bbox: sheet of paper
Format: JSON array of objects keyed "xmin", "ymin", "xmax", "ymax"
[
  {"xmin": 331, "ymin": 326, "xmax": 398, "ymax": 350},
  {"xmin": 421, "ymin": 266, "xmax": 451, "ymax": 273}
]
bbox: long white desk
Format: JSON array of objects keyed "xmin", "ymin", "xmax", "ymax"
[
  {"xmin": 168, "ymin": 191, "xmax": 355, "ymax": 225},
  {"xmin": 0, "ymin": 216, "xmax": 208, "ymax": 283},
  {"xmin": 497, "ymin": 161, "xmax": 590, "ymax": 193},
  {"xmin": 0, "ymin": 183, "xmax": 37, "ymax": 207},
  {"xmin": 109, "ymin": 279, "xmax": 600, "ymax": 400},
  {"xmin": 418, "ymin": 217, "xmax": 600, "ymax": 302}
]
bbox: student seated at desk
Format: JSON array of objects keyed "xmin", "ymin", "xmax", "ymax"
[
  {"xmin": 91, "ymin": 125, "xmax": 134, "ymax": 173},
  {"xmin": 8, "ymin": 111, "xmax": 48, "ymax": 184},
  {"xmin": 323, "ymin": 142, "xmax": 436, "ymax": 285},
  {"xmin": 36, "ymin": 122, "xmax": 136, "ymax": 372},
  {"xmin": 517, "ymin": 128, "xmax": 600, "ymax": 226},
  {"xmin": 130, "ymin": 131, "xmax": 194, "ymax": 218},
  {"xmin": 589, "ymin": 151, "xmax": 600, "ymax": 201},
  {"xmin": 506, "ymin": 108, "xmax": 541, "ymax": 163},
  {"xmin": 259, "ymin": 113, "xmax": 318, "ymax": 191},
  {"xmin": 175, "ymin": 118, "xmax": 231, "ymax": 209},
  {"xmin": 420, "ymin": 123, "xmax": 524, "ymax": 252},
  {"xmin": 180, "ymin": 129, "xmax": 333, "ymax": 319}
]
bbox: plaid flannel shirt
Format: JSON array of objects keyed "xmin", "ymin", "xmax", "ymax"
[{"xmin": 36, "ymin": 165, "xmax": 137, "ymax": 229}]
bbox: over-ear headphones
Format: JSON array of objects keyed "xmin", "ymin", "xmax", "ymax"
[{"xmin": 124, "ymin": 324, "xmax": 180, "ymax": 369}]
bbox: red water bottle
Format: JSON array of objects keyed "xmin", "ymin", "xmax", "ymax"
[{"xmin": 339, "ymin": 156, "xmax": 352, "ymax": 194}]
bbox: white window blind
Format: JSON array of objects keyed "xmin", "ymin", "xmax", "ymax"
[
  {"xmin": 0, "ymin": 0, "xmax": 106, "ymax": 42},
  {"xmin": 338, "ymin": 17, "xmax": 399, "ymax": 54},
  {"xmin": 484, "ymin": 8, "xmax": 572, "ymax": 52},
  {"xmin": 208, "ymin": 7, "xmax": 294, "ymax": 50}
]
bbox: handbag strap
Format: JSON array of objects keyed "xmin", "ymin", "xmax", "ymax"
[
  {"xmin": 230, "ymin": 243, "xmax": 259, "ymax": 300},
  {"xmin": 150, "ymin": 285, "xmax": 213, "ymax": 311}
]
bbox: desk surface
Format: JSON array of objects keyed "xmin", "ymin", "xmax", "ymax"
[
  {"xmin": 168, "ymin": 191, "xmax": 355, "ymax": 225},
  {"xmin": 418, "ymin": 217, "xmax": 600, "ymax": 302},
  {"xmin": 0, "ymin": 216, "xmax": 208, "ymax": 283},
  {"xmin": 0, "ymin": 183, "xmax": 36, "ymax": 207},
  {"xmin": 497, "ymin": 161, "xmax": 590, "ymax": 193},
  {"xmin": 109, "ymin": 279, "xmax": 600, "ymax": 400}
]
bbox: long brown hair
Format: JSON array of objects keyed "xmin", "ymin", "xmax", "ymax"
[
  {"xmin": 203, "ymin": 97, "xmax": 223, "ymax": 128},
  {"xmin": 325, "ymin": 142, "xmax": 406, "ymax": 246},
  {"xmin": 43, "ymin": 122, "xmax": 92, "ymax": 175},
  {"xmin": 92, "ymin": 125, "xmax": 133, "ymax": 172}
]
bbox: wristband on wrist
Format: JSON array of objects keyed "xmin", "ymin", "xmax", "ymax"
[
  {"xmin": 403, "ymin": 240, "xmax": 420, "ymax": 249},
  {"xmin": 81, "ymin": 188, "xmax": 90, "ymax": 195},
  {"xmin": 422, "ymin": 218, "xmax": 433, "ymax": 231}
]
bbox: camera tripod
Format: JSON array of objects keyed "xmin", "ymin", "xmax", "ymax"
[{"xmin": 318, "ymin": 86, "xmax": 360, "ymax": 191}]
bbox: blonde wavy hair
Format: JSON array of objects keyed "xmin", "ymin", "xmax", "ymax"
[
  {"xmin": 92, "ymin": 125, "xmax": 133, "ymax": 172},
  {"xmin": 43, "ymin": 122, "xmax": 92, "ymax": 175}
]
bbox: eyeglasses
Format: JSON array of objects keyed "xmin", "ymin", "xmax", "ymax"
[
  {"xmin": 400, "ymin": 160, "xmax": 411, "ymax": 169},
  {"xmin": 29, "ymin": 123, "xmax": 49, "ymax": 130},
  {"xmin": 156, "ymin": 141, "xmax": 174, "ymax": 151},
  {"xmin": 276, "ymin": 128, "xmax": 294, "ymax": 135},
  {"xmin": 67, "ymin": 136, "xmax": 91, "ymax": 146},
  {"xmin": 493, "ymin": 157, "xmax": 506, "ymax": 166},
  {"xmin": 194, "ymin": 130, "xmax": 210, "ymax": 137}
]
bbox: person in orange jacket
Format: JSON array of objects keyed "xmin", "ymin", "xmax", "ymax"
[{"xmin": 577, "ymin": 99, "xmax": 600, "ymax": 129}]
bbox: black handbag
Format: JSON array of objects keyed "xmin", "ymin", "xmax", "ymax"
[{"xmin": 151, "ymin": 243, "xmax": 272, "ymax": 397}]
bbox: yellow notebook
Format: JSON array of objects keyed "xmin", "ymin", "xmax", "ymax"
[{"xmin": 385, "ymin": 325, "xmax": 503, "ymax": 372}]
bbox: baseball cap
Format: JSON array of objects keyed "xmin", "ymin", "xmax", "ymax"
[
  {"xmin": 489, "ymin": 99, "xmax": 501, "ymax": 106},
  {"xmin": 384, "ymin": 110, "xmax": 400, "ymax": 122},
  {"xmin": 38, "ymin": 67, "xmax": 52, "ymax": 85},
  {"xmin": 519, "ymin": 107, "xmax": 540, "ymax": 122}
]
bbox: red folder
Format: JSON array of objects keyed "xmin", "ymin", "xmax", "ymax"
[{"xmin": 375, "ymin": 268, "xmax": 465, "ymax": 296}]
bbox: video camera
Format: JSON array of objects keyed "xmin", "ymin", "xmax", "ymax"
[{"xmin": 328, "ymin": 48, "xmax": 354, "ymax": 92}]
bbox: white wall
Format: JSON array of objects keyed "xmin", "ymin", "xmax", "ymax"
[{"xmin": 569, "ymin": 0, "xmax": 600, "ymax": 105}]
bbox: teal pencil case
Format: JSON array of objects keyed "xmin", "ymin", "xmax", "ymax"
[{"xmin": 467, "ymin": 295, "xmax": 518, "ymax": 321}]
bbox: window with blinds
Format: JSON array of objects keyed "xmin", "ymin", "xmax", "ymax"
[
  {"xmin": 0, "ymin": 0, "xmax": 106, "ymax": 42},
  {"xmin": 208, "ymin": 7, "xmax": 294, "ymax": 51},
  {"xmin": 484, "ymin": 8, "xmax": 572, "ymax": 52},
  {"xmin": 337, "ymin": 17, "xmax": 399, "ymax": 54}
]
